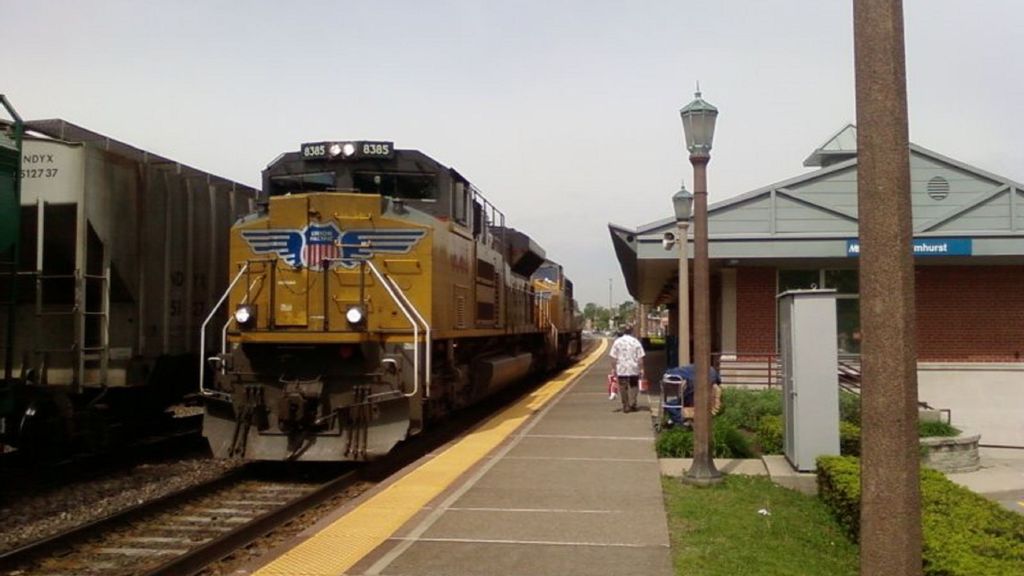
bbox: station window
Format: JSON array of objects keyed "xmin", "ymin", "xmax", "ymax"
[
  {"xmin": 778, "ymin": 268, "xmax": 861, "ymax": 355},
  {"xmin": 823, "ymin": 269, "xmax": 858, "ymax": 293},
  {"xmin": 778, "ymin": 269, "xmax": 858, "ymax": 293},
  {"xmin": 778, "ymin": 269, "xmax": 819, "ymax": 292}
]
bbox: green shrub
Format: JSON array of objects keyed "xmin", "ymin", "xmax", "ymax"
[
  {"xmin": 839, "ymin": 391, "xmax": 861, "ymax": 425},
  {"xmin": 817, "ymin": 456, "xmax": 1024, "ymax": 575},
  {"xmin": 716, "ymin": 388, "xmax": 782, "ymax": 431},
  {"xmin": 715, "ymin": 420, "xmax": 755, "ymax": 458},
  {"xmin": 656, "ymin": 427, "xmax": 693, "ymax": 457},
  {"xmin": 919, "ymin": 420, "xmax": 960, "ymax": 438},
  {"xmin": 656, "ymin": 420, "xmax": 755, "ymax": 458},
  {"xmin": 840, "ymin": 421, "xmax": 861, "ymax": 456},
  {"xmin": 819, "ymin": 420, "xmax": 956, "ymax": 459},
  {"xmin": 756, "ymin": 414, "xmax": 784, "ymax": 454},
  {"xmin": 816, "ymin": 456, "xmax": 862, "ymax": 539}
]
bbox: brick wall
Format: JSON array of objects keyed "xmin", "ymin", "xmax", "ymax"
[
  {"xmin": 731, "ymin": 264, "xmax": 1024, "ymax": 362},
  {"xmin": 735, "ymin": 267, "xmax": 777, "ymax": 356},
  {"xmin": 916, "ymin": 265, "xmax": 1024, "ymax": 362}
]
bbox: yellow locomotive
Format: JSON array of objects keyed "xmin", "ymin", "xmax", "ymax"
[{"xmin": 201, "ymin": 141, "xmax": 580, "ymax": 461}]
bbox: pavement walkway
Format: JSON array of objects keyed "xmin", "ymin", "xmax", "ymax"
[{"xmin": 251, "ymin": 340, "xmax": 674, "ymax": 576}]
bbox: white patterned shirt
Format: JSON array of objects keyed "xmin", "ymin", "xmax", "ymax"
[{"xmin": 610, "ymin": 335, "xmax": 645, "ymax": 376}]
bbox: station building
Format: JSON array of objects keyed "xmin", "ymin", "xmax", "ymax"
[{"xmin": 609, "ymin": 125, "xmax": 1024, "ymax": 446}]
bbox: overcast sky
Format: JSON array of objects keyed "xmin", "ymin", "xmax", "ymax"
[{"xmin": 3, "ymin": 1, "xmax": 1022, "ymax": 306}]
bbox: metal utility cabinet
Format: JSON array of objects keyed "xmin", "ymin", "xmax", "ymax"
[{"xmin": 778, "ymin": 289, "xmax": 840, "ymax": 471}]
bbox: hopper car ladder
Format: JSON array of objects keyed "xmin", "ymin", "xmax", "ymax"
[
  {"xmin": 1, "ymin": 94, "xmax": 23, "ymax": 385},
  {"xmin": 29, "ymin": 199, "xmax": 111, "ymax": 391}
]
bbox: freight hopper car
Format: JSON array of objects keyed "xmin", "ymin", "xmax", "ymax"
[
  {"xmin": 0, "ymin": 119, "xmax": 257, "ymax": 455},
  {"xmin": 201, "ymin": 141, "xmax": 581, "ymax": 461}
]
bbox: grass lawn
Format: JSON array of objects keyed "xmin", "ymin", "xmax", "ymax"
[{"xmin": 663, "ymin": 475, "xmax": 858, "ymax": 576}]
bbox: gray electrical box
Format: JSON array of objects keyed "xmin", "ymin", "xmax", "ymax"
[{"xmin": 778, "ymin": 289, "xmax": 840, "ymax": 471}]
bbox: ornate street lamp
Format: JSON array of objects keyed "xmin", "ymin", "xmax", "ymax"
[
  {"xmin": 680, "ymin": 87, "xmax": 722, "ymax": 486},
  {"xmin": 672, "ymin": 182, "xmax": 692, "ymax": 368}
]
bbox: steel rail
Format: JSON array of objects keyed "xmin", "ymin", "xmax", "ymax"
[
  {"xmin": 141, "ymin": 470, "xmax": 358, "ymax": 576},
  {"xmin": 0, "ymin": 467, "xmax": 248, "ymax": 570}
]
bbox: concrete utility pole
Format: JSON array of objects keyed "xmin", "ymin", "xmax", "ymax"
[
  {"xmin": 608, "ymin": 278, "xmax": 613, "ymax": 330},
  {"xmin": 853, "ymin": 1, "xmax": 922, "ymax": 574}
]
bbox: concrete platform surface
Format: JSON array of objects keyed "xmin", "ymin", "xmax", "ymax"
[
  {"xmin": 347, "ymin": 351, "xmax": 673, "ymax": 575},
  {"xmin": 659, "ymin": 457, "xmax": 768, "ymax": 477}
]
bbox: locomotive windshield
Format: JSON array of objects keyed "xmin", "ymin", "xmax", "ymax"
[
  {"xmin": 266, "ymin": 169, "xmax": 438, "ymax": 201},
  {"xmin": 269, "ymin": 172, "xmax": 336, "ymax": 194},
  {"xmin": 533, "ymin": 263, "xmax": 561, "ymax": 284},
  {"xmin": 352, "ymin": 171, "xmax": 437, "ymax": 200}
]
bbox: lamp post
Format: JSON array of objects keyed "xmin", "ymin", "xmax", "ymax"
[
  {"xmin": 680, "ymin": 87, "xmax": 722, "ymax": 486},
  {"xmin": 672, "ymin": 183, "xmax": 692, "ymax": 367}
]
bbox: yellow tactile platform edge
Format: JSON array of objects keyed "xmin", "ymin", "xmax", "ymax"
[{"xmin": 254, "ymin": 339, "xmax": 608, "ymax": 576}]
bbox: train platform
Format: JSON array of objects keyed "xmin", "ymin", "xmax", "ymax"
[{"xmin": 249, "ymin": 339, "xmax": 674, "ymax": 576}]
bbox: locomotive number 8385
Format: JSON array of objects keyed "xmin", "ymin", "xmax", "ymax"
[{"xmin": 200, "ymin": 141, "xmax": 581, "ymax": 461}]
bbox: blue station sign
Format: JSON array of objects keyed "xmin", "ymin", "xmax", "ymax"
[{"xmin": 846, "ymin": 238, "xmax": 973, "ymax": 257}]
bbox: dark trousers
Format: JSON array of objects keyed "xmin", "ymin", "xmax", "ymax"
[{"xmin": 617, "ymin": 375, "xmax": 639, "ymax": 411}]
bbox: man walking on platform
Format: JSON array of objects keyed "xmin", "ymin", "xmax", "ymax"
[{"xmin": 609, "ymin": 326, "xmax": 645, "ymax": 413}]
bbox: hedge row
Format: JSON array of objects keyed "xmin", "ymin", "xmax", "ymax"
[
  {"xmin": 755, "ymin": 415, "xmax": 861, "ymax": 456},
  {"xmin": 756, "ymin": 416, "xmax": 958, "ymax": 458},
  {"xmin": 817, "ymin": 456, "xmax": 1024, "ymax": 575}
]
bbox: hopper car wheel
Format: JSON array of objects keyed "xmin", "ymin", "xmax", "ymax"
[{"xmin": 17, "ymin": 393, "xmax": 73, "ymax": 460}]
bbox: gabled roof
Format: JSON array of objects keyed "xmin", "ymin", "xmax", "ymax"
[
  {"xmin": 610, "ymin": 127, "xmax": 1024, "ymax": 305},
  {"xmin": 803, "ymin": 123, "xmax": 858, "ymax": 167}
]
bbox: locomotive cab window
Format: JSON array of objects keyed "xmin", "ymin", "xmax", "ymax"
[
  {"xmin": 353, "ymin": 171, "xmax": 437, "ymax": 201},
  {"xmin": 533, "ymin": 263, "xmax": 560, "ymax": 285},
  {"xmin": 453, "ymin": 181, "xmax": 469, "ymax": 226},
  {"xmin": 269, "ymin": 172, "xmax": 336, "ymax": 195}
]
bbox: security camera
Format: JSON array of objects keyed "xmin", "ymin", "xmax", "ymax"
[{"xmin": 662, "ymin": 231, "xmax": 677, "ymax": 250}]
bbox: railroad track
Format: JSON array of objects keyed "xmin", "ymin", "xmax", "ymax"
[
  {"xmin": 0, "ymin": 465, "xmax": 358, "ymax": 576},
  {"xmin": 1, "ymin": 349, "xmax": 595, "ymax": 575}
]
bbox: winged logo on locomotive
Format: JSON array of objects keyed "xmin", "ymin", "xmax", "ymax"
[{"xmin": 241, "ymin": 223, "xmax": 427, "ymax": 270}]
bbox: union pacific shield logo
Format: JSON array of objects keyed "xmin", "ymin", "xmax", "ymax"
[
  {"xmin": 242, "ymin": 224, "xmax": 426, "ymax": 271},
  {"xmin": 303, "ymin": 223, "xmax": 341, "ymax": 269}
]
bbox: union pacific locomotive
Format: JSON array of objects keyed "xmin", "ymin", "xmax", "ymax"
[{"xmin": 201, "ymin": 141, "xmax": 581, "ymax": 461}]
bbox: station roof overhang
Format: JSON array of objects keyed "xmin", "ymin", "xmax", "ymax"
[{"xmin": 611, "ymin": 127, "xmax": 1024, "ymax": 307}]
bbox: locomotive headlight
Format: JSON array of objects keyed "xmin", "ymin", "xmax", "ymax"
[
  {"xmin": 345, "ymin": 305, "xmax": 365, "ymax": 325},
  {"xmin": 234, "ymin": 305, "xmax": 255, "ymax": 326},
  {"xmin": 341, "ymin": 142, "xmax": 357, "ymax": 157},
  {"xmin": 328, "ymin": 143, "xmax": 343, "ymax": 157}
]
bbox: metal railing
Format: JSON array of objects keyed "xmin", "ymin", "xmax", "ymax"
[
  {"xmin": 714, "ymin": 353, "xmax": 780, "ymax": 389},
  {"xmin": 358, "ymin": 261, "xmax": 430, "ymax": 398},
  {"xmin": 199, "ymin": 258, "xmax": 431, "ymax": 400},
  {"xmin": 198, "ymin": 264, "xmax": 250, "ymax": 399}
]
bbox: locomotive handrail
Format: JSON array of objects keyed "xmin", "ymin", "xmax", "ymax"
[
  {"xmin": 199, "ymin": 264, "xmax": 249, "ymax": 399},
  {"xmin": 378, "ymin": 271, "xmax": 432, "ymax": 399},
  {"xmin": 352, "ymin": 259, "xmax": 423, "ymax": 398},
  {"xmin": 219, "ymin": 275, "xmax": 267, "ymax": 363}
]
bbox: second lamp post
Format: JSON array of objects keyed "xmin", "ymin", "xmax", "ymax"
[{"xmin": 680, "ymin": 88, "xmax": 722, "ymax": 486}]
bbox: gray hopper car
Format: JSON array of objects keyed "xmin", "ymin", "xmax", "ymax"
[{"xmin": 0, "ymin": 119, "xmax": 257, "ymax": 455}]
